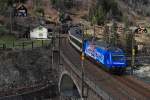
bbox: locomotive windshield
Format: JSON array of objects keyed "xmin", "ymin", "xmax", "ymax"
[{"xmin": 112, "ymin": 55, "xmax": 125, "ymax": 62}]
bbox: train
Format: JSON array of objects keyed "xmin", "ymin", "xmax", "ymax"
[{"xmin": 68, "ymin": 27, "xmax": 127, "ymax": 73}]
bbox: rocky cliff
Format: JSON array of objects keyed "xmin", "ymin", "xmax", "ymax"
[{"xmin": 0, "ymin": 48, "xmax": 55, "ymax": 89}]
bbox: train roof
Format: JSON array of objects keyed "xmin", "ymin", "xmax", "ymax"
[
  {"xmin": 69, "ymin": 27, "xmax": 94, "ymax": 40},
  {"xmin": 89, "ymin": 40, "xmax": 123, "ymax": 52},
  {"xmin": 69, "ymin": 27, "xmax": 82, "ymax": 39},
  {"xmin": 69, "ymin": 27, "xmax": 123, "ymax": 52}
]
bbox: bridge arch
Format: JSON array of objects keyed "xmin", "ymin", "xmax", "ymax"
[{"xmin": 59, "ymin": 71, "xmax": 82, "ymax": 99}]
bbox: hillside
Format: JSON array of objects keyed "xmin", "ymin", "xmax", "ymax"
[
  {"xmin": 117, "ymin": 0, "xmax": 150, "ymax": 25},
  {"xmin": 48, "ymin": 0, "xmax": 150, "ymax": 25},
  {"xmin": 0, "ymin": 0, "xmax": 149, "ymax": 26},
  {"xmin": 121, "ymin": 0, "xmax": 150, "ymax": 16}
]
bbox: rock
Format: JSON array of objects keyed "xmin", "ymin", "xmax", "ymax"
[{"xmin": 0, "ymin": 48, "xmax": 55, "ymax": 89}]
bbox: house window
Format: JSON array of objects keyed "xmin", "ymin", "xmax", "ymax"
[
  {"xmin": 39, "ymin": 33, "xmax": 43, "ymax": 37},
  {"xmin": 39, "ymin": 26, "xmax": 43, "ymax": 30}
]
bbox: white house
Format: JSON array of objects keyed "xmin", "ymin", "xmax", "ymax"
[{"xmin": 30, "ymin": 26, "xmax": 48, "ymax": 39}]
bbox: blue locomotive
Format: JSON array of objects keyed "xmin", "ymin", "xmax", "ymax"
[{"xmin": 68, "ymin": 27, "xmax": 126, "ymax": 72}]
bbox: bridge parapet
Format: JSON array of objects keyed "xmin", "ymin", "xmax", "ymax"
[{"xmin": 59, "ymin": 51, "xmax": 113, "ymax": 100}]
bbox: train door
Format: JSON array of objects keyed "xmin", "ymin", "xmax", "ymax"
[{"xmin": 105, "ymin": 53, "xmax": 112, "ymax": 68}]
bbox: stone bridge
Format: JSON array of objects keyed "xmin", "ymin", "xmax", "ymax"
[
  {"xmin": 52, "ymin": 49, "xmax": 112, "ymax": 100},
  {"xmin": 50, "ymin": 35, "xmax": 112, "ymax": 100}
]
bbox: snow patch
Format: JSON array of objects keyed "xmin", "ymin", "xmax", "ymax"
[{"xmin": 135, "ymin": 65, "xmax": 150, "ymax": 78}]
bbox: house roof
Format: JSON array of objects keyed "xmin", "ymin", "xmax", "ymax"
[
  {"xmin": 16, "ymin": 4, "xmax": 27, "ymax": 10},
  {"xmin": 30, "ymin": 25, "xmax": 48, "ymax": 31}
]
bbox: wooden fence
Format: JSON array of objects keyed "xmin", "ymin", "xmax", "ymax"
[{"xmin": 0, "ymin": 40, "xmax": 51, "ymax": 50}]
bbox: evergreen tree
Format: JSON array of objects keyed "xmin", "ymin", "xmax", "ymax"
[
  {"xmin": 0, "ymin": 0, "xmax": 28, "ymax": 12},
  {"xmin": 88, "ymin": 0, "xmax": 123, "ymax": 25}
]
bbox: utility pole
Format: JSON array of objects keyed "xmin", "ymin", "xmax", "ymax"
[
  {"xmin": 81, "ymin": 24, "xmax": 85, "ymax": 99},
  {"xmin": 9, "ymin": 6, "xmax": 13, "ymax": 34},
  {"xmin": 92, "ymin": 16, "xmax": 96, "ymax": 43},
  {"xmin": 106, "ymin": 23, "xmax": 113, "ymax": 44},
  {"xmin": 131, "ymin": 31, "xmax": 135, "ymax": 75},
  {"xmin": 112, "ymin": 22, "xmax": 117, "ymax": 47},
  {"xmin": 51, "ymin": 26, "xmax": 56, "ymax": 70},
  {"xmin": 59, "ymin": 23, "xmax": 63, "ymax": 66},
  {"xmin": 81, "ymin": 24, "xmax": 88, "ymax": 99}
]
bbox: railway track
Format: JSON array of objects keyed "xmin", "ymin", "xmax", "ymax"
[
  {"xmin": 114, "ymin": 75, "xmax": 150, "ymax": 99},
  {"xmin": 60, "ymin": 36, "xmax": 150, "ymax": 100}
]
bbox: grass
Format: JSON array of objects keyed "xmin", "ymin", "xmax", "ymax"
[
  {"xmin": 0, "ymin": 25, "xmax": 9, "ymax": 33},
  {"xmin": 0, "ymin": 35, "xmax": 17, "ymax": 48},
  {"xmin": 20, "ymin": 39, "xmax": 51, "ymax": 49},
  {"xmin": 0, "ymin": 35, "xmax": 51, "ymax": 49}
]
